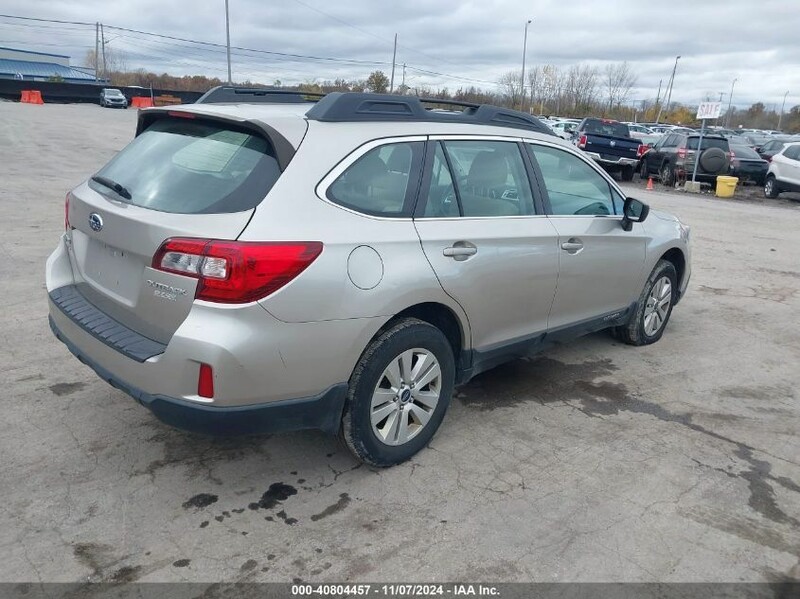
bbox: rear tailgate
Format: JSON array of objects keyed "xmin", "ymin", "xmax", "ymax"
[
  {"xmin": 62, "ymin": 112, "xmax": 289, "ymax": 344},
  {"xmin": 582, "ymin": 134, "xmax": 641, "ymax": 161}
]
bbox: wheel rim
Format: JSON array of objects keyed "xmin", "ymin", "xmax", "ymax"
[
  {"xmin": 765, "ymin": 180, "xmax": 773, "ymax": 195},
  {"xmin": 643, "ymin": 276, "xmax": 672, "ymax": 336},
  {"xmin": 370, "ymin": 348, "xmax": 441, "ymax": 446},
  {"xmin": 661, "ymin": 166, "xmax": 670, "ymax": 184}
]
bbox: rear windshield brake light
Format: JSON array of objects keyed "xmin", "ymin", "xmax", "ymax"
[{"xmin": 152, "ymin": 238, "xmax": 323, "ymax": 304}]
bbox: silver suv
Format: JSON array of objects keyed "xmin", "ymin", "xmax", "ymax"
[{"xmin": 47, "ymin": 88, "xmax": 691, "ymax": 467}]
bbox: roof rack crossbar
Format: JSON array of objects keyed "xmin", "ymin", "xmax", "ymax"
[
  {"xmin": 195, "ymin": 86, "xmax": 325, "ymax": 105},
  {"xmin": 305, "ymin": 93, "xmax": 554, "ymax": 135}
]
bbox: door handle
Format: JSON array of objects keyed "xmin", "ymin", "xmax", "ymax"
[
  {"xmin": 560, "ymin": 239, "xmax": 584, "ymax": 252},
  {"xmin": 443, "ymin": 244, "xmax": 477, "ymax": 260}
]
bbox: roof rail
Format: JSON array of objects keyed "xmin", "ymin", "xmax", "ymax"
[
  {"xmin": 305, "ymin": 92, "xmax": 554, "ymax": 135},
  {"xmin": 195, "ymin": 86, "xmax": 325, "ymax": 104}
]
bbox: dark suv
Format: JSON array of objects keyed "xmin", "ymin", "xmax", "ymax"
[{"xmin": 640, "ymin": 133, "xmax": 730, "ymax": 186}]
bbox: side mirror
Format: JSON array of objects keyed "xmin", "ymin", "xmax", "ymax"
[{"xmin": 621, "ymin": 197, "xmax": 649, "ymax": 231}]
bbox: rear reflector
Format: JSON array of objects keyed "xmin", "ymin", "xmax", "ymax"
[
  {"xmin": 198, "ymin": 363, "xmax": 214, "ymax": 398},
  {"xmin": 152, "ymin": 238, "xmax": 323, "ymax": 303}
]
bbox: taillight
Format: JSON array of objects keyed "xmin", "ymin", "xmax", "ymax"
[
  {"xmin": 578, "ymin": 135, "xmax": 587, "ymax": 149},
  {"xmin": 65, "ymin": 193, "xmax": 71, "ymax": 231},
  {"xmin": 636, "ymin": 144, "xmax": 647, "ymax": 158},
  {"xmin": 677, "ymin": 147, "xmax": 687, "ymax": 159},
  {"xmin": 152, "ymin": 238, "xmax": 323, "ymax": 304}
]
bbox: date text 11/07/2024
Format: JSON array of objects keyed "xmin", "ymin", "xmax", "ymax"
[{"xmin": 291, "ymin": 584, "xmax": 500, "ymax": 596}]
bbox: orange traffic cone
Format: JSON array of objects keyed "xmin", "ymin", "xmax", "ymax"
[{"xmin": 646, "ymin": 177, "xmax": 654, "ymax": 191}]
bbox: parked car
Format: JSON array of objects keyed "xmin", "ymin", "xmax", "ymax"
[
  {"xmin": 757, "ymin": 139, "xmax": 791, "ymax": 162},
  {"xmin": 46, "ymin": 88, "xmax": 691, "ymax": 467},
  {"xmin": 549, "ymin": 120, "xmax": 578, "ymax": 139},
  {"xmin": 639, "ymin": 132, "xmax": 731, "ymax": 186},
  {"xmin": 728, "ymin": 145, "xmax": 768, "ymax": 185},
  {"xmin": 626, "ymin": 123, "xmax": 656, "ymax": 140},
  {"xmin": 99, "ymin": 88, "xmax": 128, "ymax": 109},
  {"xmin": 572, "ymin": 118, "xmax": 645, "ymax": 181},
  {"xmin": 764, "ymin": 142, "xmax": 800, "ymax": 198}
]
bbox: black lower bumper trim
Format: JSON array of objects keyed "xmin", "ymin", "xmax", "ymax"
[{"xmin": 49, "ymin": 315, "xmax": 348, "ymax": 436}]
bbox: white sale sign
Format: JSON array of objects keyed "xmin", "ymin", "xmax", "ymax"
[{"xmin": 696, "ymin": 102, "xmax": 722, "ymax": 120}]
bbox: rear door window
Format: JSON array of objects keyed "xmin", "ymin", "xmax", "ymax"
[
  {"xmin": 440, "ymin": 140, "xmax": 535, "ymax": 217},
  {"xmin": 91, "ymin": 118, "xmax": 281, "ymax": 214}
]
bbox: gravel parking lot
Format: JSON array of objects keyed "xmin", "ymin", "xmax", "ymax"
[{"xmin": 1, "ymin": 102, "xmax": 799, "ymax": 584}]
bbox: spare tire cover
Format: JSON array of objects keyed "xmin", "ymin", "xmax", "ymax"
[{"xmin": 699, "ymin": 147, "xmax": 726, "ymax": 173}]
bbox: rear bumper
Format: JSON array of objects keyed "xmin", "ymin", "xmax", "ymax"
[
  {"xmin": 584, "ymin": 152, "xmax": 638, "ymax": 169},
  {"xmin": 49, "ymin": 315, "xmax": 347, "ymax": 435}
]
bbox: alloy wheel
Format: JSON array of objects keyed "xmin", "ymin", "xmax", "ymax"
[
  {"xmin": 643, "ymin": 276, "xmax": 672, "ymax": 336},
  {"xmin": 370, "ymin": 348, "xmax": 441, "ymax": 446}
]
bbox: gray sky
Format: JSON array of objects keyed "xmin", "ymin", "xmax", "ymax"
[{"xmin": 1, "ymin": 0, "xmax": 798, "ymax": 110}]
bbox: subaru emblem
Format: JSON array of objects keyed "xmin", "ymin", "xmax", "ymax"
[
  {"xmin": 610, "ymin": 140, "xmax": 616, "ymax": 147},
  {"xmin": 89, "ymin": 213, "xmax": 103, "ymax": 232}
]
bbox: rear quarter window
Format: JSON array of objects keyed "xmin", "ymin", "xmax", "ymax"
[{"xmin": 90, "ymin": 118, "xmax": 281, "ymax": 214}]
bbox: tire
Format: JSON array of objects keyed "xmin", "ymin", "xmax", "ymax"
[
  {"xmin": 639, "ymin": 159, "xmax": 650, "ymax": 181},
  {"xmin": 614, "ymin": 260, "xmax": 678, "ymax": 346},
  {"xmin": 764, "ymin": 176, "xmax": 780, "ymax": 198},
  {"xmin": 621, "ymin": 166, "xmax": 634, "ymax": 182},
  {"xmin": 660, "ymin": 163, "xmax": 674, "ymax": 187},
  {"xmin": 340, "ymin": 318, "xmax": 455, "ymax": 467}
]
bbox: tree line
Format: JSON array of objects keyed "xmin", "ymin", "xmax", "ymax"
[{"xmin": 91, "ymin": 47, "xmax": 800, "ymax": 133}]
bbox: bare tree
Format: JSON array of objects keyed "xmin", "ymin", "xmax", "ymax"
[
  {"xmin": 498, "ymin": 70, "xmax": 522, "ymax": 109},
  {"xmin": 564, "ymin": 64, "xmax": 599, "ymax": 112},
  {"xmin": 84, "ymin": 47, "xmax": 127, "ymax": 76},
  {"xmin": 605, "ymin": 61, "xmax": 637, "ymax": 112}
]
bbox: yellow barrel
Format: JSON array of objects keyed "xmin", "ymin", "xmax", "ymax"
[{"xmin": 716, "ymin": 176, "xmax": 738, "ymax": 198}]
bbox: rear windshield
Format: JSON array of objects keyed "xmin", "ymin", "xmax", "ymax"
[
  {"xmin": 687, "ymin": 137, "xmax": 728, "ymax": 151},
  {"xmin": 582, "ymin": 119, "xmax": 630, "ymax": 138},
  {"xmin": 91, "ymin": 118, "xmax": 280, "ymax": 214},
  {"xmin": 732, "ymin": 146, "xmax": 761, "ymax": 159}
]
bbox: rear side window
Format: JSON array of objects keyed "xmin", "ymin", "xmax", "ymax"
[
  {"xmin": 91, "ymin": 118, "xmax": 280, "ymax": 214},
  {"xmin": 327, "ymin": 142, "xmax": 423, "ymax": 217},
  {"xmin": 784, "ymin": 145, "xmax": 800, "ymax": 160},
  {"xmin": 687, "ymin": 137, "xmax": 729, "ymax": 151}
]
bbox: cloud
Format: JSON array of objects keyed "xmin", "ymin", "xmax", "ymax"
[{"xmin": 0, "ymin": 0, "xmax": 798, "ymax": 108}]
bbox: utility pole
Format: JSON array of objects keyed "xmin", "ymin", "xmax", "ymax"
[
  {"xmin": 389, "ymin": 33, "xmax": 397, "ymax": 93},
  {"xmin": 225, "ymin": 0, "xmax": 232, "ymax": 85},
  {"xmin": 657, "ymin": 56, "xmax": 680, "ymax": 123},
  {"xmin": 652, "ymin": 78, "xmax": 662, "ymax": 121},
  {"xmin": 100, "ymin": 23, "xmax": 107, "ymax": 82},
  {"xmin": 664, "ymin": 56, "xmax": 680, "ymax": 116},
  {"xmin": 778, "ymin": 91, "xmax": 790, "ymax": 130},
  {"xmin": 94, "ymin": 23, "xmax": 99, "ymax": 83},
  {"xmin": 725, "ymin": 78, "xmax": 737, "ymax": 127},
  {"xmin": 520, "ymin": 19, "xmax": 532, "ymax": 112},
  {"xmin": 401, "ymin": 63, "xmax": 406, "ymax": 92}
]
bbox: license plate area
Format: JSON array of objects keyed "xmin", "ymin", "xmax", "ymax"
[{"xmin": 81, "ymin": 237, "xmax": 143, "ymax": 304}]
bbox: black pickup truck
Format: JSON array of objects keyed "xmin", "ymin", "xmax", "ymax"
[{"xmin": 572, "ymin": 118, "xmax": 645, "ymax": 181}]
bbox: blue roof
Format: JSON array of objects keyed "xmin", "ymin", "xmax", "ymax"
[{"xmin": 0, "ymin": 59, "xmax": 95, "ymax": 81}]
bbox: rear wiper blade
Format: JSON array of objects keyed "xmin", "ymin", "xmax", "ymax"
[{"xmin": 91, "ymin": 175, "xmax": 132, "ymax": 200}]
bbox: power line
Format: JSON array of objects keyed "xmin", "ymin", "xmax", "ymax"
[{"xmin": 0, "ymin": 13, "xmax": 503, "ymax": 89}]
